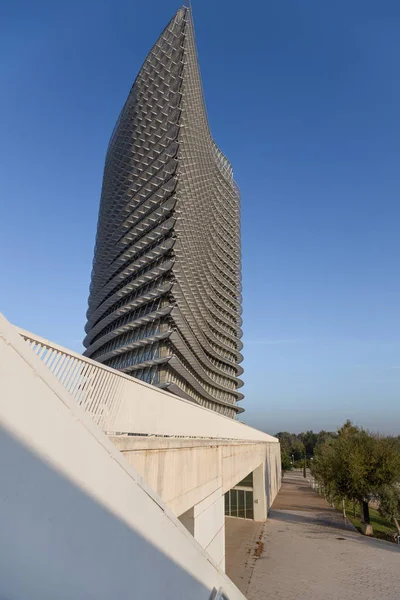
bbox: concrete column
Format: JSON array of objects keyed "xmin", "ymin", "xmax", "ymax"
[
  {"xmin": 178, "ymin": 488, "xmax": 225, "ymax": 571},
  {"xmin": 253, "ymin": 462, "xmax": 267, "ymax": 521}
]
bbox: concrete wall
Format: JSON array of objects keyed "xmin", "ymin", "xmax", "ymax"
[
  {"xmin": 265, "ymin": 441, "xmax": 282, "ymax": 511},
  {"xmin": 111, "ymin": 436, "xmax": 281, "ymax": 519},
  {"xmin": 0, "ymin": 314, "xmax": 246, "ymax": 600},
  {"xmin": 111, "ymin": 435, "xmax": 282, "ymax": 565},
  {"xmin": 179, "ymin": 490, "xmax": 225, "ymax": 571}
]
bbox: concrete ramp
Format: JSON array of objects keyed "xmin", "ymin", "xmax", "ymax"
[
  {"xmin": 16, "ymin": 320, "xmax": 281, "ymax": 571},
  {"xmin": 0, "ymin": 314, "xmax": 245, "ymax": 600}
]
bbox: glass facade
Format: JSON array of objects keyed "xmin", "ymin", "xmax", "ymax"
[
  {"xmin": 83, "ymin": 7, "xmax": 244, "ymax": 418},
  {"xmin": 224, "ymin": 471, "xmax": 254, "ymax": 520},
  {"xmin": 225, "ymin": 489, "xmax": 254, "ymax": 520}
]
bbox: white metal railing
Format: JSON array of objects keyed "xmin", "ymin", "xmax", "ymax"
[
  {"xmin": 17, "ymin": 326, "xmax": 278, "ymax": 443},
  {"xmin": 18, "ymin": 328, "xmax": 125, "ymax": 431}
]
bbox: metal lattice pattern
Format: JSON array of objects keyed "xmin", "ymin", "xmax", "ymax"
[
  {"xmin": 84, "ymin": 7, "xmax": 243, "ymax": 418},
  {"xmin": 21, "ymin": 330, "xmax": 125, "ymax": 430}
]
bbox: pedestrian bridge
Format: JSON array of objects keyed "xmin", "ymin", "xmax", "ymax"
[{"xmin": 0, "ymin": 313, "xmax": 280, "ymax": 599}]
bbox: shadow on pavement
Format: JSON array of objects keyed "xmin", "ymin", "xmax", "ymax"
[
  {"xmin": 270, "ymin": 509, "xmax": 400, "ymax": 554},
  {"xmin": 270, "ymin": 509, "xmax": 353, "ymax": 530}
]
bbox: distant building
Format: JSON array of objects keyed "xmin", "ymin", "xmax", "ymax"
[{"xmin": 83, "ymin": 7, "xmax": 243, "ymax": 418}]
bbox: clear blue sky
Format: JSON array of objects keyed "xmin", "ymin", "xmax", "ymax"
[{"xmin": 1, "ymin": 0, "xmax": 399, "ymax": 435}]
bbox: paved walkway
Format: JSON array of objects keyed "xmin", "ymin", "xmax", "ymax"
[
  {"xmin": 227, "ymin": 472, "xmax": 399, "ymax": 599},
  {"xmin": 225, "ymin": 517, "xmax": 264, "ymax": 592}
]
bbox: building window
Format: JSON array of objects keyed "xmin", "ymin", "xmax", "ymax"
[{"xmin": 224, "ymin": 488, "xmax": 253, "ymax": 520}]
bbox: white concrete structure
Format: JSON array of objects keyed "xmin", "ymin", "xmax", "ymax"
[
  {"xmin": 112, "ymin": 436, "xmax": 280, "ymax": 570},
  {"xmin": 1, "ymin": 314, "xmax": 280, "ymax": 598}
]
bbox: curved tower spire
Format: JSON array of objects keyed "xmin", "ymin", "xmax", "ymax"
[{"xmin": 84, "ymin": 7, "xmax": 243, "ymax": 418}]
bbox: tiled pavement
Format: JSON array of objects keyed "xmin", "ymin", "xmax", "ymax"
[
  {"xmin": 225, "ymin": 517, "xmax": 264, "ymax": 592},
  {"xmin": 226, "ymin": 472, "xmax": 399, "ymax": 599}
]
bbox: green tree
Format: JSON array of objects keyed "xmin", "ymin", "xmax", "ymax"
[
  {"xmin": 332, "ymin": 421, "xmax": 374, "ymax": 523},
  {"xmin": 291, "ymin": 438, "xmax": 305, "ymax": 462},
  {"xmin": 298, "ymin": 430, "xmax": 318, "ymax": 456},
  {"xmin": 310, "ymin": 438, "xmax": 337, "ymax": 501},
  {"xmin": 378, "ymin": 484, "xmax": 400, "ymax": 536},
  {"xmin": 275, "ymin": 432, "xmax": 292, "ymax": 455},
  {"xmin": 311, "ymin": 421, "xmax": 400, "ymax": 533},
  {"xmin": 276, "ymin": 430, "xmax": 337, "ymax": 462},
  {"xmin": 281, "ymin": 450, "xmax": 293, "ymax": 472},
  {"xmin": 275, "ymin": 432, "xmax": 304, "ymax": 462},
  {"xmin": 315, "ymin": 430, "xmax": 337, "ymax": 449}
]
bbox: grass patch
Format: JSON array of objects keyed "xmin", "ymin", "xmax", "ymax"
[{"xmin": 337, "ymin": 500, "xmax": 397, "ymax": 542}]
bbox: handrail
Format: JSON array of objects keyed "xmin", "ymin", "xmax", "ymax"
[{"xmin": 17, "ymin": 326, "xmax": 278, "ymax": 444}]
